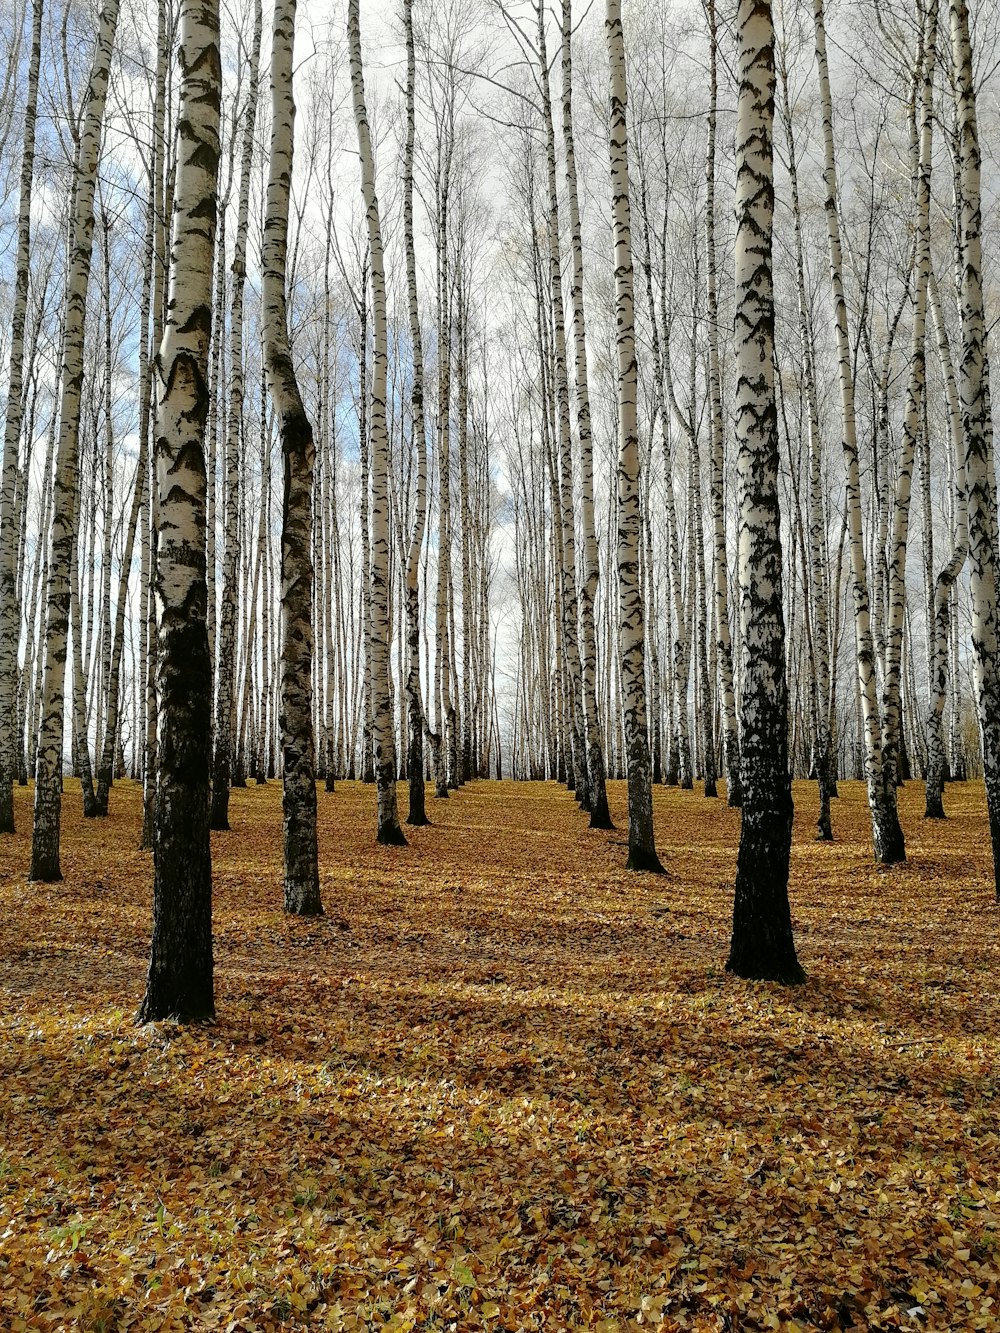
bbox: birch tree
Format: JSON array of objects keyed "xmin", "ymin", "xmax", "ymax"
[
  {"xmin": 0, "ymin": 0, "xmax": 42, "ymax": 836},
  {"xmin": 349, "ymin": 0, "xmax": 406, "ymax": 845},
  {"xmin": 607, "ymin": 0, "xmax": 661, "ymax": 873},
  {"xmin": 727, "ymin": 0, "xmax": 803, "ymax": 984},
  {"xmin": 703, "ymin": 0, "xmax": 741, "ymax": 808},
  {"xmin": 561, "ymin": 0, "xmax": 611, "ymax": 828},
  {"xmin": 950, "ymin": 0, "xmax": 1000, "ymax": 896},
  {"xmin": 211, "ymin": 0, "xmax": 261, "ymax": 832},
  {"xmin": 30, "ymin": 0, "xmax": 120, "ymax": 882},
  {"xmin": 265, "ymin": 0, "xmax": 323, "ymax": 912},
  {"xmin": 402, "ymin": 0, "xmax": 430, "ymax": 826},
  {"xmin": 138, "ymin": 0, "xmax": 222, "ymax": 1023},
  {"xmin": 814, "ymin": 0, "xmax": 905, "ymax": 865},
  {"xmin": 881, "ymin": 1, "xmax": 935, "ymax": 804},
  {"xmin": 924, "ymin": 269, "xmax": 967, "ymax": 818},
  {"xmin": 775, "ymin": 12, "xmax": 833, "ymax": 839},
  {"xmin": 140, "ymin": 0, "xmax": 171, "ymax": 853},
  {"xmin": 535, "ymin": 0, "xmax": 585, "ymax": 808}
]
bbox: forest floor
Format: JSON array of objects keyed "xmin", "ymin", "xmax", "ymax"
[{"xmin": 0, "ymin": 776, "xmax": 998, "ymax": 1333}]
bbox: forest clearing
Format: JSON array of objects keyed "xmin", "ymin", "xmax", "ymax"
[{"xmin": 1, "ymin": 777, "xmax": 998, "ymax": 1332}]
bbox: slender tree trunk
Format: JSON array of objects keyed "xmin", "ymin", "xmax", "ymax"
[
  {"xmin": 95, "ymin": 446, "xmax": 146, "ymax": 814},
  {"xmin": 138, "ymin": 0, "xmax": 221, "ymax": 1023},
  {"xmin": 727, "ymin": 0, "xmax": 803, "ymax": 985},
  {"xmin": 130, "ymin": 75, "xmax": 158, "ymax": 800},
  {"xmin": 402, "ymin": 0, "xmax": 429, "ymax": 827},
  {"xmin": 925, "ymin": 271, "xmax": 968, "ymax": 817},
  {"xmin": 210, "ymin": 0, "xmax": 260, "ymax": 831},
  {"xmin": 950, "ymin": 0, "xmax": 1000, "ymax": 896},
  {"xmin": 265, "ymin": 0, "xmax": 322, "ymax": 911},
  {"xmin": 433, "ymin": 190, "xmax": 452, "ymax": 802},
  {"xmin": 70, "ymin": 483, "xmax": 98, "ymax": 816},
  {"xmin": 349, "ymin": 0, "xmax": 405, "ymax": 845},
  {"xmin": 814, "ymin": 0, "xmax": 904, "ymax": 865},
  {"xmin": 357, "ymin": 278, "xmax": 376, "ymax": 786},
  {"xmin": 703, "ymin": 0, "xmax": 740, "ymax": 806},
  {"xmin": 686, "ymin": 356, "xmax": 716, "ymax": 800},
  {"xmin": 536, "ymin": 0, "xmax": 586, "ymax": 811},
  {"xmin": 637, "ymin": 172, "xmax": 687, "ymax": 791},
  {"xmin": 777, "ymin": 32, "xmax": 832, "ymax": 839},
  {"xmin": 456, "ymin": 278, "xmax": 474, "ymax": 788},
  {"xmin": 0, "ymin": 0, "xmax": 43, "ymax": 835},
  {"xmin": 607, "ymin": 0, "xmax": 662, "ymax": 874},
  {"xmin": 94, "ymin": 211, "xmax": 115, "ymax": 800},
  {"xmin": 30, "ymin": 0, "xmax": 120, "ymax": 882},
  {"xmin": 882, "ymin": 5, "xmax": 935, "ymax": 811},
  {"xmin": 141, "ymin": 0, "xmax": 170, "ymax": 853},
  {"xmin": 21, "ymin": 414, "xmax": 56, "ymax": 789}
]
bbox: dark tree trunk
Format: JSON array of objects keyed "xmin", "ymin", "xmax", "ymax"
[{"xmin": 726, "ymin": 0, "xmax": 804, "ymax": 986}]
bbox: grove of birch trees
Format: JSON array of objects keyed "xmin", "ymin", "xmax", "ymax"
[{"xmin": 1, "ymin": 0, "xmax": 999, "ymax": 1014}]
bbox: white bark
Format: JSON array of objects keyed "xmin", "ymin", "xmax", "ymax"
[
  {"xmin": 210, "ymin": 0, "xmax": 260, "ymax": 830},
  {"xmin": 536, "ymin": 0, "xmax": 585, "ymax": 807},
  {"xmin": 882, "ymin": 4, "xmax": 936, "ymax": 798},
  {"xmin": 925, "ymin": 269, "xmax": 968, "ymax": 817},
  {"xmin": 949, "ymin": 0, "xmax": 1000, "ymax": 895},
  {"xmin": 814, "ymin": 0, "xmax": 904, "ymax": 864},
  {"xmin": 403, "ymin": 0, "xmax": 430, "ymax": 826},
  {"xmin": 265, "ymin": 0, "xmax": 323, "ymax": 910},
  {"xmin": 349, "ymin": 0, "xmax": 405, "ymax": 845},
  {"xmin": 607, "ymin": 0, "xmax": 661, "ymax": 873},
  {"xmin": 703, "ymin": 0, "xmax": 740, "ymax": 806},
  {"xmin": 728, "ymin": 0, "xmax": 802, "ymax": 985},
  {"xmin": 0, "ymin": 0, "xmax": 42, "ymax": 835},
  {"xmin": 138, "ymin": 0, "xmax": 222, "ymax": 1023},
  {"xmin": 560, "ymin": 0, "xmax": 616, "ymax": 826},
  {"xmin": 776, "ymin": 25, "xmax": 832, "ymax": 838},
  {"xmin": 30, "ymin": 0, "xmax": 121, "ymax": 882}
]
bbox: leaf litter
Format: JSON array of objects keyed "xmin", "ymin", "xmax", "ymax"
[{"xmin": 0, "ymin": 776, "xmax": 998, "ymax": 1331}]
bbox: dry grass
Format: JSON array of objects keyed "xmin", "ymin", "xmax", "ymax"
[{"xmin": 0, "ymin": 775, "xmax": 998, "ymax": 1331}]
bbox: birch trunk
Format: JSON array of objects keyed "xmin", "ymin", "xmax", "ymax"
[
  {"xmin": 433, "ymin": 203, "xmax": 452, "ymax": 799},
  {"xmin": 357, "ymin": 279, "xmax": 376, "ymax": 786},
  {"xmin": 703, "ymin": 0, "xmax": 741, "ymax": 807},
  {"xmin": 0, "ymin": 0, "xmax": 42, "ymax": 835},
  {"xmin": 950, "ymin": 0, "xmax": 1000, "ymax": 896},
  {"xmin": 925, "ymin": 270, "xmax": 968, "ymax": 818},
  {"xmin": 776, "ymin": 32, "xmax": 832, "ymax": 838},
  {"xmin": 402, "ymin": 0, "xmax": 429, "ymax": 826},
  {"xmin": 882, "ymin": 5, "xmax": 935, "ymax": 810},
  {"xmin": 20, "ymin": 417, "xmax": 56, "ymax": 789},
  {"xmin": 727, "ymin": 0, "xmax": 803, "ymax": 985},
  {"xmin": 349, "ymin": 0, "xmax": 406, "ymax": 845},
  {"xmin": 814, "ymin": 0, "xmax": 904, "ymax": 865},
  {"xmin": 607, "ymin": 0, "xmax": 662, "ymax": 874},
  {"xmin": 456, "ymin": 278, "xmax": 474, "ymax": 787},
  {"xmin": 93, "ymin": 210, "xmax": 115, "ymax": 797},
  {"xmin": 637, "ymin": 173, "xmax": 687, "ymax": 790},
  {"xmin": 141, "ymin": 0, "xmax": 170, "ymax": 852},
  {"xmin": 686, "ymin": 348, "xmax": 716, "ymax": 800},
  {"xmin": 70, "ymin": 483, "xmax": 97, "ymax": 816},
  {"xmin": 536, "ymin": 0, "xmax": 585, "ymax": 811},
  {"xmin": 137, "ymin": 0, "xmax": 221, "ymax": 1023},
  {"xmin": 30, "ymin": 0, "xmax": 120, "ymax": 882},
  {"xmin": 264, "ymin": 0, "xmax": 323, "ymax": 911},
  {"xmin": 127, "ymin": 68, "xmax": 157, "ymax": 800},
  {"xmin": 210, "ymin": 0, "xmax": 260, "ymax": 831},
  {"xmin": 561, "ymin": 0, "xmax": 612, "ymax": 830}
]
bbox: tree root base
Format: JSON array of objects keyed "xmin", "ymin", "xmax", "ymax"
[
  {"xmin": 725, "ymin": 957, "xmax": 806, "ymax": 986},
  {"xmin": 626, "ymin": 847, "xmax": 665, "ymax": 874},
  {"xmin": 377, "ymin": 824, "xmax": 408, "ymax": 847}
]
